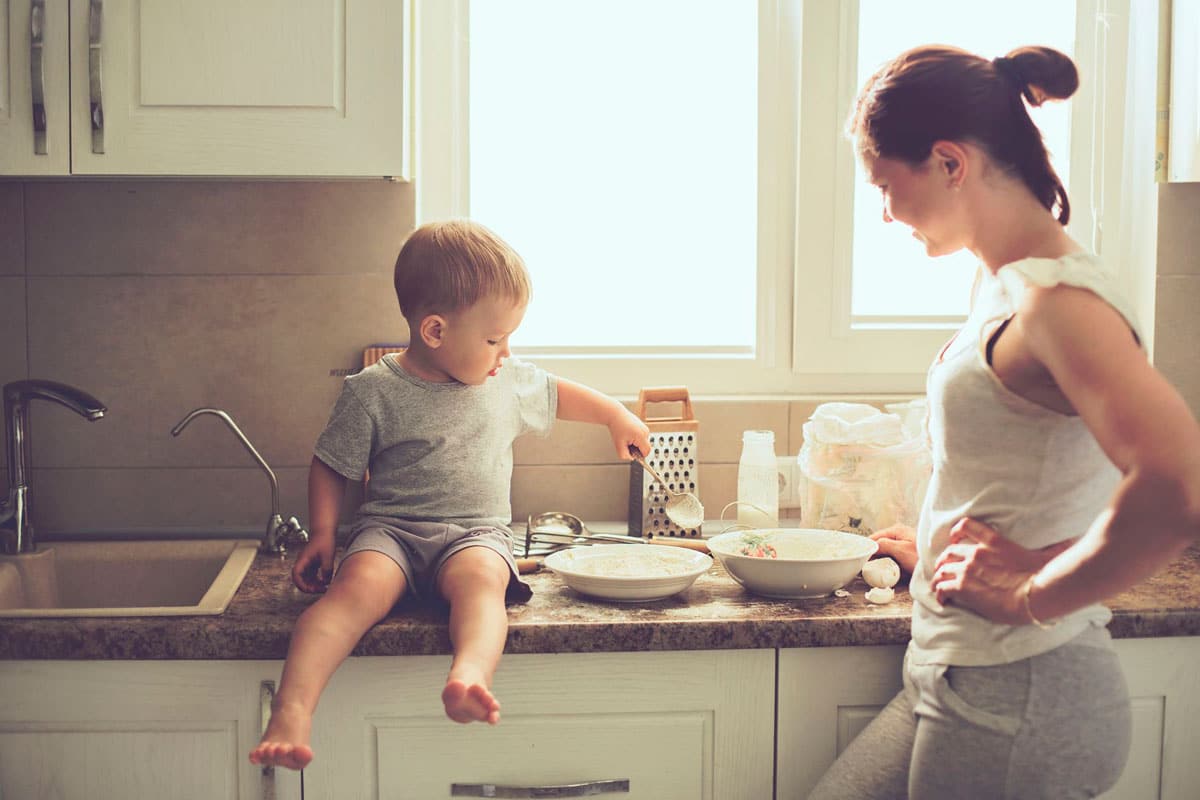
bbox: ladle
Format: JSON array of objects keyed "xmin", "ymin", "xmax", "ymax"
[{"xmin": 628, "ymin": 445, "xmax": 705, "ymax": 530}]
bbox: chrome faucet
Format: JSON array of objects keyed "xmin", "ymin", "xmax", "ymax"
[
  {"xmin": 170, "ymin": 408, "xmax": 309, "ymax": 555},
  {"xmin": 1, "ymin": 380, "xmax": 107, "ymax": 554}
]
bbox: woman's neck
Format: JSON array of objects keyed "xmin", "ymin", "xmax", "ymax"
[{"xmin": 967, "ymin": 183, "xmax": 1081, "ymax": 273}]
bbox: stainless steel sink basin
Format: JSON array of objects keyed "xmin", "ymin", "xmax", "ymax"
[{"xmin": 0, "ymin": 538, "xmax": 259, "ymax": 617}]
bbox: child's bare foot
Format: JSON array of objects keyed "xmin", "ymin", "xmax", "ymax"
[
  {"xmin": 442, "ymin": 672, "xmax": 501, "ymax": 725},
  {"xmin": 249, "ymin": 700, "xmax": 314, "ymax": 770}
]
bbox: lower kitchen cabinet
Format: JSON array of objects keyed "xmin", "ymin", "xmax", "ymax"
[
  {"xmin": 2, "ymin": 638, "xmax": 1196, "ymax": 798},
  {"xmin": 0, "ymin": 660, "xmax": 299, "ymax": 800},
  {"xmin": 776, "ymin": 637, "xmax": 1200, "ymax": 800},
  {"xmin": 300, "ymin": 649, "xmax": 775, "ymax": 800}
]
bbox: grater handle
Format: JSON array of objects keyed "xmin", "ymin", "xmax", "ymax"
[{"xmin": 635, "ymin": 386, "xmax": 694, "ymax": 422}]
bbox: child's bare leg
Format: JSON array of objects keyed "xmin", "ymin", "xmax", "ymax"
[
  {"xmin": 250, "ymin": 551, "xmax": 406, "ymax": 769},
  {"xmin": 436, "ymin": 546, "xmax": 511, "ymax": 725}
]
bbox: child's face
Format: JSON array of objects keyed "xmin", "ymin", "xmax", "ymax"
[{"xmin": 434, "ymin": 296, "xmax": 527, "ymax": 385}]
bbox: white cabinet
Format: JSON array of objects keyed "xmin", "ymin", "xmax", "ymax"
[
  {"xmin": 0, "ymin": 660, "xmax": 300, "ymax": 800},
  {"xmin": 776, "ymin": 638, "xmax": 1200, "ymax": 800},
  {"xmin": 300, "ymin": 649, "xmax": 776, "ymax": 800},
  {"xmin": 1, "ymin": 0, "xmax": 409, "ymax": 177},
  {"xmin": 1168, "ymin": 0, "xmax": 1200, "ymax": 181},
  {"xmin": 776, "ymin": 644, "xmax": 905, "ymax": 799}
]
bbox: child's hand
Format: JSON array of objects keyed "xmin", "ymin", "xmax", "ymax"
[
  {"xmin": 609, "ymin": 408, "xmax": 652, "ymax": 461},
  {"xmin": 292, "ymin": 535, "xmax": 334, "ymax": 593}
]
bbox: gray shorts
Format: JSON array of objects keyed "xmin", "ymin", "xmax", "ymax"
[{"xmin": 340, "ymin": 516, "xmax": 533, "ymax": 605}]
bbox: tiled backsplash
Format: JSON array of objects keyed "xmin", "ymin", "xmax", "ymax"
[{"xmin": 2, "ymin": 180, "xmax": 1197, "ymax": 535}]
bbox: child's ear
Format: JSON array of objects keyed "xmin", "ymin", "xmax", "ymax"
[{"xmin": 419, "ymin": 314, "xmax": 446, "ymax": 348}]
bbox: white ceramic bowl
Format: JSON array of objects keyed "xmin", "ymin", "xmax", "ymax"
[
  {"xmin": 543, "ymin": 544, "xmax": 713, "ymax": 602},
  {"xmin": 706, "ymin": 528, "xmax": 878, "ymax": 599}
]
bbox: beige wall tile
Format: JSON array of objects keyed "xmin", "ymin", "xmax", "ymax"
[
  {"xmin": 1157, "ymin": 184, "xmax": 1200, "ymax": 277},
  {"xmin": 27, "ymin": 273, "xmax": 404, "ymax": 468},
  {"xmin": 0, "ymin": 184, "xmax": 23, "ymax": 275},
  {"xmin": 691, "ymin": 399, "xmax": 789, "ymax": 463},
  {"xmin": 0, "ymin": 277, "xmax": 27, "ymax": 385},
  {"xmin": 697, "ymin": 463, "xmax": 738, "ymax": 524},
  {"xmin": 25, "ymin": 181, "xmax": 413, "ymax": 276},
  {"xmin": 511, "ymin": 464, "xmax": 632, "ymax": 524},
  {"xmin": 32, "ymin": 466, "xmax": 310, "ymax": 533},
  {"xmin": 513, "ymin": 411, "xmax": 635, "ymax": 466},
  {"xmin": 1154, "ymin": 275, "xmax": 1200, "ymax": 416}
]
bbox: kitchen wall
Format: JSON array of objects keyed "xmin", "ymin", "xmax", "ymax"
[
  {"xmin": 1154, "ymin": 183, "xmax": 1200, "ymax": 417},
  {"xmin": 0, "ymin": 180, "xmax": 853, "ymax": 535},
  {"xmin": 2, "ymin": 179, "xmax": 1196, "ymax": 537}
]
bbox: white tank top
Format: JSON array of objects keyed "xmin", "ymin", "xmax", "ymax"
[{"xmin": 909, "ymin": 252, "xmax": 1142, "ymax": 666}]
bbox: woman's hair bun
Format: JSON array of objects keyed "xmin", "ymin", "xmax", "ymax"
[{"xmin": 997, "ymin": 46, "xmax": 1079, "ymax": 107}]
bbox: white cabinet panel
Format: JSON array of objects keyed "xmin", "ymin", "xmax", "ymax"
[
  {"xmin": 1, "ymin": 0, "xmax": 408, "ymax": 176},
  {"xmin": 0, "ymin": 660, "xmax": 300, "ymax": 800},
  {"xmin": 778, "ymin": 638, "xmax": 1200, "ymax": 800},
  {"xmin": 301, "ymin": 650, "xmax": 776, "ymax": 800},
  {"xmin": 1106, "ymin": 637, "xmax": 1200, "ymax": 800},
  {"xmin": 776, "ymin": 644, "xmax": 905, "ymax": 799},
  {"xmin": 1, "ymin": 0, "xmax": 70, "ymax": 174},
  {"xmin": 0, "ymin": 724, "xmax": 238, "ymax": 799}
]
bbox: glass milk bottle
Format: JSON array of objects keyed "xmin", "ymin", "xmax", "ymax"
[{"xmin": 737, "ymin": 430, "xmax": 779, "ymax": 528}]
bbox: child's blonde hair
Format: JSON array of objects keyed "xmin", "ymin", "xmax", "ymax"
[{"xmin": 393, "ymin": 219, "xmax": 532, "ymax": 321}]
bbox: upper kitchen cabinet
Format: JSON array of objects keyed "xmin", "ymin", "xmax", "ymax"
[
  {"xmin": 2, "ymin": 0, "xmax": 410, "ymax": 178},
  {"xmin": 1168, "ymin": 0, "xmax": 1200, "ymax": 181}
]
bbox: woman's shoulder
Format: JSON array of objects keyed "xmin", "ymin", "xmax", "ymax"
[{"xmin": 996, "ymin": 253, "xmax": 1141, "ymax": 342}]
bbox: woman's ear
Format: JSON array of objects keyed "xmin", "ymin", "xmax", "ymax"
[
  {"xmin": 931, "ymin": 140, "xmax": 969, "ymax": 187},
  {"xmin": 419, "ymin": 314, "xmax": 447, "ymax": 348}
]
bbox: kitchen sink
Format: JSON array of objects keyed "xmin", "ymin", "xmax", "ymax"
[{"xmin": 0, "ymin": 538, "xmax": 259, "ymax": 617}]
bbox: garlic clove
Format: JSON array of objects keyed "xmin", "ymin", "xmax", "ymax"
[
  {"xmin": 862, "ymin": 557, "xmax": 900, "ymax": 589},
  {"xmin": 865, "ymin": 586, "xmax": 895, "ymax": 604}
]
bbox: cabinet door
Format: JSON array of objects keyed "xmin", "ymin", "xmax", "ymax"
[
  {"xmin": 778, "ymin": 639, "xmax": 1200, "ymax": 800},
  {"xmin": 67, "ymin": 0, "xmax": 409, "ymax": 177},
  {"xmin": 776, "ymin": 645, "xmax": 905, "ymax": 799},
  {"xmin": 1107, "ymin": 637, "xmax": 1200, "ymax": 800},
  {"xmin": 304, "ymin": 650, "xmax": 776, "ymax": 800},
  {"xmin": 0, "ymin": 660, "xmax": 300, "ymax": 800},
  {"xmin": 1, "ymin": 0, "xmax": 70, "ymax": 174}
]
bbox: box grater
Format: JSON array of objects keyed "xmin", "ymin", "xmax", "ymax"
[{"xmin": 628, "ymin": 386, "xmax": 701, "ymax": 538}]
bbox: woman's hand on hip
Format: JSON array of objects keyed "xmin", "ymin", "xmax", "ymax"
[{"xmin": 931, "ymin": 517, "xmax": 1075, "ymax": 624}]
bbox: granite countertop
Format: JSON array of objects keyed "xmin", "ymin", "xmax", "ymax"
[{"xmin": 2, "ymin": 544, "xmax": 1199, "ymax": 660}]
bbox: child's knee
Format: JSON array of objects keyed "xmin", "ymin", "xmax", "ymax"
[{"xmin": 439, "ymin": 547, "xmax": 509, "ymax": 596}]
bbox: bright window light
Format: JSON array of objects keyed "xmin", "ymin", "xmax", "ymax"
[
  {"xmin": 851, "ymin": 0, "xmax": 1076, "ymax": 320},
  {"xmin": 469, "ymin": 1, "xmax": 758, "ymax": 350}
]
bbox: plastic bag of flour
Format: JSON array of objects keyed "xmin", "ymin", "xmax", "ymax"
[{"xmin": 797, "ymin": 402, "xmax": 931, "ymax": 536}]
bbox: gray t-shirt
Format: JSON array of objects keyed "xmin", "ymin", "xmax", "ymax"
[{"xmin": 315, "ymin": 354, "xmax": 557, "ymax": 530}]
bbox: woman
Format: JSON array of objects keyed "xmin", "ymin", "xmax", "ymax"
[{"xmin": 810, "ymin": 44, "xmax": 1200, "ymax": 799}]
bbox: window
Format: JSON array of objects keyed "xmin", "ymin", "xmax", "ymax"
[{"xmin": 416, "ymin": 0, "xmax": 1143, "ymax": 395}]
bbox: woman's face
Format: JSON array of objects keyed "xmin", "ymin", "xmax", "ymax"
[{"xmin": 860, "ymin": 149, "xmax": 965, "ymax": 258}]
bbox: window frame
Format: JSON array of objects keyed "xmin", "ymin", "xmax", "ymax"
[{"xmin": 413, "ymin": 0, "xmax": 1138, "ymax": 396}]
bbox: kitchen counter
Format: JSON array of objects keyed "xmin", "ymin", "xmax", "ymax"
[{"xmin": 2, "ymin": 545, "xmax": 1198, "ymax": 660}]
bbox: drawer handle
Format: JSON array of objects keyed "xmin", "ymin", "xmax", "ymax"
[
  {"xmin": 260, "ymin": 680, "xmax": 277, "ymax": 787},
  {"xmin": 30, "ymin": 0, "xmax": 47, "ymax": 154},
  {"xmin": 450, "ymin": 779, "xmax": 630, "ymax": 797},
  {"xmin": 87, "ymin": 0, "xmax": 104, "ymax": 154}
]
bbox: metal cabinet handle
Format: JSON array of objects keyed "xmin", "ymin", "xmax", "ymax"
[
  {"xmin": 30, "ymin": 0, "xmax": 47, "ymax": 154},
  {"xmin": 260, "ymin": 680, "xmax": 277, "ymax": 793},
  {"xmin": 87, "ymin": 0, "xmax": 104, "ymax": 154},
  {"xmin": 450, "ymin": 780, "xmax": 630, "ymax": 797}
]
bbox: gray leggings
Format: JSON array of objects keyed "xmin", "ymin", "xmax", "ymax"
[{"xmin": 808, "ymin": 627, "xmax": 1131, "ymax": 800}]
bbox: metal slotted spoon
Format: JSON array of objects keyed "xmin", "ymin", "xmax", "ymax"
[{"xmin": 628, "ymin": 445, "xmax": 705, "ymax": 530}]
